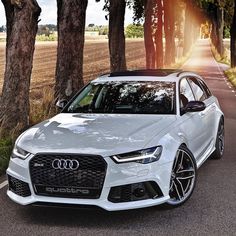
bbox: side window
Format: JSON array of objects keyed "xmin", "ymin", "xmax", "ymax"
[
  {"xmin": 179, "ymin": 78, "xmax": 195, "ymax": 109},
  {"xmin": 198, "ymin": 78, "xmax": 211, "ymax": 98},
  {"xmin": 188, "ymin": 77, "xmax": 207, "ymax": 101}
]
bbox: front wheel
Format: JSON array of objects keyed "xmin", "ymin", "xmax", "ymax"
[{"xmin": 166, "ymin": 146, "xmax": 197, "ymax": 207}]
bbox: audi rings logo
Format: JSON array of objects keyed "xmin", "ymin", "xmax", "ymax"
[{"xmin": 52, "ymin": 159, "xmax": 80, "ymax": 170}]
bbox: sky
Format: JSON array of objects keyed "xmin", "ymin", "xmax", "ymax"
[{"xmin": 0, "ymin": 0, "xmax": 134, "ymax": 26}]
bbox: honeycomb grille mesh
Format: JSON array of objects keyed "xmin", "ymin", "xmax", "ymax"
[
  {"xmin": 8, "ymin": 175, "xmax": 31, "ymax": 197},
  {"xmin": 29, "ymin": 154, "xmax": 107, "ymax": 199}
]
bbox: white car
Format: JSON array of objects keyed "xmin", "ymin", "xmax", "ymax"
[{"xmin": 7, "ymin": 70, "xmax": 224, "ymax": 211}]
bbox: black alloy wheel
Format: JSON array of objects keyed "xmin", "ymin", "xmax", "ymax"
[{"xmin": 166, "ymin": 145, "xmax": 197, "ymax": 206}]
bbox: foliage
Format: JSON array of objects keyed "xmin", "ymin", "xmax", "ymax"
[
  {"xmin": 211, "ymin": 43, "xmax": 230, "ymax": 65},
  {"xmin": 225, "ymin": 68, "xmax": 236, "ymax": 88},
  {"xmin": 85, "ymin": 25, "xmax": 108, "ymax": 35},
  {"xmin": 36, "ymin": 34, "xmax": 57, "ymax": 41},
  {"xmin": 125, "ymin": 24, "xmax": 144, "ymax": 38},
  {"xmin": 99, "ymin": 26, "xmax": 109, "ymax": 35},
  {"xmin": 0, "ymin": 138, "xmax": 13, "ymax": 175},
  {"xmin": 37, "ymin": 24, "xmax": 57, "ymax": 35},
  {"xmin": 38, "ymin": 24, "xmax": 57, "ymax": 35},
  {"xmin": 224, "ymin": 26, "xmax": 230, "ymax": 38},
  {"xmin": 197, "ymin": 0, "xmax": 234, "ymax": 26},
  {"xmin": 130, "ymin": 0, "xmax": 145, "ymax": 23}
]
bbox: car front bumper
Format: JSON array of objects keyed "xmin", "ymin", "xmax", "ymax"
[{"xmin": 7, "ymin": 154, "xmax": 173, "ymax": 211}]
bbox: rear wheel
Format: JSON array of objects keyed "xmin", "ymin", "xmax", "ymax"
[
  {"xmin": 166, "ymin": 146, "xmax": 197, "ymax": 207},
  {"xmin": 211, "ymin": 119, "xmax": 224, "ymax": 159}
]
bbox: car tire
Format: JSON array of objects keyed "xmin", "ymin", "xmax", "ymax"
[
  {"xmin": 165, "ymin": 145, "xmax": 197, "ymax": 207},
  {"xmin": 211, "ymin": 118, "xmax": 224, "ymax": 160}
]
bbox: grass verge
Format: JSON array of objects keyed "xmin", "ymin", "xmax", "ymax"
[
  {"xmin": 211, "ymin": 44, "xmax": 230, "ymax": 65},
  {"xmin": 30, "ymin": 86, "xmax": 56, "ymax": 125},
  {"xmin": 225, "ymin": 68, "xmax": 236, "ymax": 87},
  {"xmin": 210, "ymin": 43, "xmax": 236, "ymax": 88},
  {"xmin": 0, "ymin": 87, "xmax": 55, "ymax": 175},
  {"xmin": 0, "ymin": 138, "xmax": 13, "ymax": 176}
]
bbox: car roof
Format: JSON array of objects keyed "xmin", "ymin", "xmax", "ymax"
[{"xmin": 92, "ymin": 69, "xmax": 202, "ymax": 83}]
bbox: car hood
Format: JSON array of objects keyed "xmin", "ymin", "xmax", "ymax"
[{"xmin": 17, "ymin": 113, "xmax": 176, "ymax": 157}]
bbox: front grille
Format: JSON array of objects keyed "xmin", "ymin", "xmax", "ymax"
[
  {"xmin": 8, "ymin": 175, "xmax": 31, "ymax": 197},
  {"xmin": 29, "ymin": 153, "xmax": 107, "ymax": 199}
]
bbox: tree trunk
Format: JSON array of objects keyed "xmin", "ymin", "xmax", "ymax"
[
  {"xmin": 211, "ymin": 20, "xmax": 217, "ymax": 48},
  {"xmin": 0, "ymin": 0, "xmax": 41, "ymax": 137},
  {"xmin": 155, "ymin": 0, "xmax": 163, "ymax": 68},
  {"xmin": 144, "ymin": 0, "xmax": 155, "ymax": 69},
  {"xmin": 109, "ymin": 0, "xmax": 127, "ymax": 72},
  {"xmin": 54, "ymin": 0, "xmax": 88, "ymax": 102},
  {"xmin": 231, "ymin": 0, "xmax": 236, "ymax": 67},
  {"xmin": 216, "ymin": 7, "xmax": 224, "ymax": 57},
  {"xmin": 183, "ymin": 1, "xmax": 193, "ymax": 56},
  {"xmin": 163, "ymin": 0, "xmax": 175, "ymax": 65},
  {"xmin": 1, "ymin": 0, "xmax": 14, "ymax": 60}
]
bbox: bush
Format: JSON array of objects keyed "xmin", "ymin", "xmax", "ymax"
[
  {"xmin": 125, "ymin": 24, "xmax": 144, "ymax": 38},
  {"xmin": 36, "ymin": 34, "xmax": 57, "ymax": 42},
  {"xmin": 0, "ymin": 138, "xmax": 13, "ymax": 175},
  {"xmin": 225, "ymin": 68, "xmax": 236, "ymax": 88},
  {"xmin": 224, "ymin": 26, "xmax": 230, "ymax": 39}
]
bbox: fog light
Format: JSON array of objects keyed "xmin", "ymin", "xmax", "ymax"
[{"xmin": 133, "ymin": 188, "xmax": 146, "ymax": 198}]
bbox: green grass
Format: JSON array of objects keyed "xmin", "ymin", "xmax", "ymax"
[
  {"xmin": 210, "ymin": 43, "xmax": 236, "ymax": 88},
  {"xmin": 0, "ymin": 138, "xmax": 13, "ymax": 176},
  {"xmin": 225, "ymin": 68, "xmax": 236, "ymax": 87},
  {"xmin": 36, "ymin": 34, "xmax": 57, "ymax": 41},
  {"xmin": 211, "ymin": 44, "xmax": 230, "ymax": 65}
]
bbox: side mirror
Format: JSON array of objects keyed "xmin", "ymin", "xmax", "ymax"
[
  {"xmin": 183, "ymin": 101, "xmax": 206, "ymax": 113},
  {"xmin": 56, "ymin": 99, "xmax": 68, "ymax": 110}
]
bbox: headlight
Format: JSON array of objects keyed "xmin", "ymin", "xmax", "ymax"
[
  {"xmin": 111, "ymin": 146, "xmax": 162, "ymax": 164},
  {"xmin": 12, "ymin": 145, "xmax": 31, "ymax": 160}
]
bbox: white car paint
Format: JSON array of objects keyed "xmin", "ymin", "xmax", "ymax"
[{"xmin": 6, "ymin": 71, "xmax": 224, "ymax": 210}]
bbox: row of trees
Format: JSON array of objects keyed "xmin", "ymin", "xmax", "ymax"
[{"xmin": 0, "ymin": 0, "xmax": 236, "ymax": 138}]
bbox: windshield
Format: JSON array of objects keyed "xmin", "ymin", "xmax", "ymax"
[{"xmin": 64, "ymin": 81, "xmax": 176, "ymax": 115}]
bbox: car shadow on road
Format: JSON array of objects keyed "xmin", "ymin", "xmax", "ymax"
[{"xmin": 17, "ymin": 202, "xmax": 184, "ymax": 229}]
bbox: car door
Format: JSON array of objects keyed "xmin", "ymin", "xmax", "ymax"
[
  {"xmin": 187, "ymin": 77, "xmax": 216, "ymax": 159},
  {"xmin": 178, "ymin": 78, "xmax": 208, "ymax": 161}
]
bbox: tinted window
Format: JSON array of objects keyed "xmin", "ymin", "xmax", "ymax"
[
  {"xmin": 64, "ymin": 81, "xmax": 176, "ymax": 115},
  {"xmin": 198, "ymin": 78, "xmax": 211, "ymax": 98},
  {"xmin": 179, "ymin": 79, "xmax": 195, "ymax": 109},
  {"xmin": 188, "ymin": 77, "xmax": 207, "ymax": 101}
]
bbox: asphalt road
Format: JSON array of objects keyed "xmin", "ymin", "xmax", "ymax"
[{"xmin": 0, "ymin": 39, "xmax": 236, "ymax": 236}]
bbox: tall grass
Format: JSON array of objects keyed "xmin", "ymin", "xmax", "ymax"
[
  {"xmin": 210, "ymin": 43, "xmax": 236, "ymax": 88},
  {"xmin": 211, "ymin": 44, "xmax": 230, "ymax": 65},
  {"xmin": 0, "ymin": 87, "xmax": 56, "ymax": 175},
  {"xmin": 225, "ymin": 68, "xmax": 236, "ymax": 88},
  {"xmin": 30, "ymin": 86, "xmax": 56, "ymax": 125},
  {"xmin": 0, "ymin": 138, "xmax": 13, "ymax": 175}
]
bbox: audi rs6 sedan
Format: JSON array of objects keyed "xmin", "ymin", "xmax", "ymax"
[{"xmin": 7, "ymin": 69, "xmax": 224, "ymax": 211}]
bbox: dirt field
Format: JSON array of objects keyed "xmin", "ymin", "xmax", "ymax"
[{"xmin": 0, "ymin": 39, "xmax": 145, "ymax": 100}]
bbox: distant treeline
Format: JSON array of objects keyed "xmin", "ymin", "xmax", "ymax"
[
  {"xmin": 37, "ymin": 24, "xmax": 57, "ymax": 36},
  {"xmin": 37, "ymin": 24, "xmax": 144, "ymax": 38}
]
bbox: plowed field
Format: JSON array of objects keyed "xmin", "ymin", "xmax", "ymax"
[{"xmin": 0, "ymin": 39, "xmax": 145, "ymax": 100}]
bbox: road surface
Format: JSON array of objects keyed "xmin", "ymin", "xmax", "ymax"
[{"xmin": 0, "ymin": 39, "xmax": 236, "ymax": 236}]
